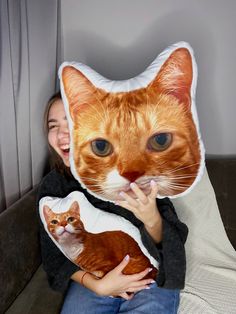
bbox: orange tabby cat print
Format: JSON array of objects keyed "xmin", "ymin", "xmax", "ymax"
[
  {"xmin": 43, "ymin": 201, "xmax": 158, "ymax": 279},
  {"xmin": 61, "ymin": 43, "xmax": 203, "ymax": 201}
]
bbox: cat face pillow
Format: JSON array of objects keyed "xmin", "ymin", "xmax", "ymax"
[{"xmin": 59, "ymin": 42, "xmax": 205, "ymax": 201}]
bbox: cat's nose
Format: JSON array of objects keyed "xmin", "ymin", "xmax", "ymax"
[{"xmin": 121, "ymin": 171, "xmax": 144, "ymax": 182}]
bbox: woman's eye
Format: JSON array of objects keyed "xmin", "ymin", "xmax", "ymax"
[
  {"xmin": 147, "ymin": 133, "xmax": 172, "ymax": 151},
  {"xmin": 51, "ymin": 219, "xmax": 58, "ymax": 225},
  {"xmin": 91, "ymin": 139, "xmax": 113, "ymax": 157},
  {"xmin": 48, "ymin": 124, "xmax": 57, "ymax": 130},
  {"xmin": 48, "ymin": 124, "xmax": 58, "ymax": 130},
  {"xmin": 67, "ymin": 217, "xmax": 75, "ymax": 223}
]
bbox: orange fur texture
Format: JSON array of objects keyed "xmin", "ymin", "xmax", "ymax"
[
  {"xmin": 43, "ymin": 202, "xmax": 158, "ymax": 279},
  {"xmin": 62, "ymin": 48, "xmax": 201, "ymax": 200}
]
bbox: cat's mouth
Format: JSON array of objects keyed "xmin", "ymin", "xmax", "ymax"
[
  {"xmin": 60, "ymin": 230, "xmax": 69, "ymax": 235},
  {"xmin": 58, "ymin": 229, "xmax": 73, "ymax": 237},
  {"xmin": 117, "ymin": 183, "xmax": 152, "ymax": 200}
]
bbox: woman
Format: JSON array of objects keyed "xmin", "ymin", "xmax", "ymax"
[{"xmin": 38, "ymin": 92, "xmax": 188, "ymax": 313}]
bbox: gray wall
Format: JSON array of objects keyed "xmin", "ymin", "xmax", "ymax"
[{"xmin": 61, "ymin": 0, "xmax": 236, "ymax": 155}]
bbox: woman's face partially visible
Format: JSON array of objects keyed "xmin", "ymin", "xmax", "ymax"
[{"xmin": 47, "ymin": 99, "xmax": 70, "ymax": 167}]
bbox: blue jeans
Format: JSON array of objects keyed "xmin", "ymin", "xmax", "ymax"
[{"xmin": 61, "ymin": 281, "xmax": 180, "ymax": 314}]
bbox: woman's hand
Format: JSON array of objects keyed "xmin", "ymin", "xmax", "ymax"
[
  {"xmin": 92, "ymin": 255, "xmax": 155, "ymax": 300},
  {"xmin": 73, "ymin": 255, "xmax": 155, "ymax": 300},
  {"xmin": 116, "ymin": 181, "xmax": 163, "ymax": 243}
]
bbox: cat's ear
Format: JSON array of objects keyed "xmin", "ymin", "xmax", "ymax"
[
  {"xmin": 43, "ymin": 205, "xmax": 51, "ymax": 220},
  {"xmin": 70, "ymin": 201, "xmax": 80, "ymax": 215},
  {"xmin": 61, "ymin": 66, "xmax": 104, "ymax": 121},
  {"xmin": 150, "ymin": 48, "xmax": 193, "ymax": 107}
]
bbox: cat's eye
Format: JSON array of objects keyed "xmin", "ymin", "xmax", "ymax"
[
  {"xmin": 67, "ymin": 217, "xmax": 75, "ymax": 223},
  {"xmin": 51, "ymin": 219, "xmax": 58, "ymax": 225},
  {"xmin": 147, "ymin": 133, "xmax": 172, "ymax": 152},
  {"xmin": 91, "ymin": 139, "xmax": 113, "ymax": 157}
]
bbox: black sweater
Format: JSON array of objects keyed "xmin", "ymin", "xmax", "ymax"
[{"xmin": 37, "ymin": 169, "xmax": 188, "ymax": 292}]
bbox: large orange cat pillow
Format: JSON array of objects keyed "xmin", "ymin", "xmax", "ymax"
[{"xmin": 59, "ymin": 42, "xmax": 205, "ymax": 202}]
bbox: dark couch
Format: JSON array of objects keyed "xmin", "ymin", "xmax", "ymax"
[{"xmin": 0, "ymin": 157, "xmax": 235, "ymax": 314}]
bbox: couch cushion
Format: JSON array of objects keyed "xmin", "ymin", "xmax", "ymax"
[
  {"xmin": 0, "ymin": 188, "xmax": 40, "ymax": 313},
  {"xmin": 5, "ymin": 265, "xmax": 64, "ymax": 314}
]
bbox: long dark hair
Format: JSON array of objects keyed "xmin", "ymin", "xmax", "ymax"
[{"xmin": 44, "ymin": 91, "xmax": 72, "ymax": 177}]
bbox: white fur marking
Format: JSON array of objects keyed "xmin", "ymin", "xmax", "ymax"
[{"xmin": 106, "ymin": 169, "xmax": 128, "ymax": 186}]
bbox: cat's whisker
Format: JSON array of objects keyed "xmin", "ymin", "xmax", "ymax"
[
  {"xmin": 157, "ymin": 185, "xmax": 174, "ymax": 196},
  {"xmin": 168, "ymin": 173, "xmax": 197, "ymax": 177},
  {"xmin": 87, "ymin": 182, "xmax": 126, "ymax": 190},
  {"xmin": 165, "ymin": 162, "xmax": 200, "ymax": 175},
  {"xmin": 168, "ymin": 182, "xmax": 190, "ymax": 188},
  {"xmin": 165, "ymin": 175, "xmax": 197, "ymax": 180},
  {"xmin": 91, "ymin": 189, "xmax": 116, "ymax": 200},
  {"xmin": 165, "ymin": 162, "xmax": 195, "ymax": 174},
  {"xmin": 87, "ymin": 187, "xmax": 107, "ymax": 195},
  {"xmin": 158, "ymin": 183, "xmax": 187, "ymax": 195},
  {"xmin": 79, "ymin": 177, "xmax": 128, "ymax": 190},
  {"xmin": 147, "ymin": 175, "xmax": 193, "ymax": 196},
  {"xmin": 137, "ymin": 174, "xmax": 175, "ymax": 186},
  {"xmin": 79, "ymin": 177, "xmax": 103, "ymax": 182},
  {"xmin": 164, "ymin": 175, "xmax": 192, "ymax": 185},
  {"xmin": 86, "ymin": 185, "xmax": 119, "ymax": 194},
  {"xmin": 165, "ymin": 178, "xmax": 192, "ymax": 188}
]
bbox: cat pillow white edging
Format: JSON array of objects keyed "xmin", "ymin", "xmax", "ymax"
[
  {"xmin": 59, "ymin": 41, "xmax": 205, "ymax": 202},
  {"xmin": 39, "ymin": 191, "xmax": 158, "ymax": 269}
]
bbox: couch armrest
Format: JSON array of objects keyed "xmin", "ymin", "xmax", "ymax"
[{"xmin": 206, "ymin": 156, "xmax": 236, "ymax": 249}]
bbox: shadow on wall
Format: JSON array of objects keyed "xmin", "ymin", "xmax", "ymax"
[{"xmin": 61, "ymin": 8, "xmax": 223, "ymax": 155}]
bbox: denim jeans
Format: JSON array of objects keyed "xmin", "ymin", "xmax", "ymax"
[{"xmin": 61, "ymin": 281, "xmax": 180, "ymax": 314}]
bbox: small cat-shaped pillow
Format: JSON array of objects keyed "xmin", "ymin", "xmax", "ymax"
[
  {"xmin": 39, "ymin": 191, "xmax": 158, "ymax": 279},
  {"xmin": 59, "ymin": 42, "xmax": 205, "ymax": 202}
]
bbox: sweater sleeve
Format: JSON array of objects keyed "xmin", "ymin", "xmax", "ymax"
[{"xmin": 140, "ymin": 197, "xmax": 188, "ymax": 289}]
